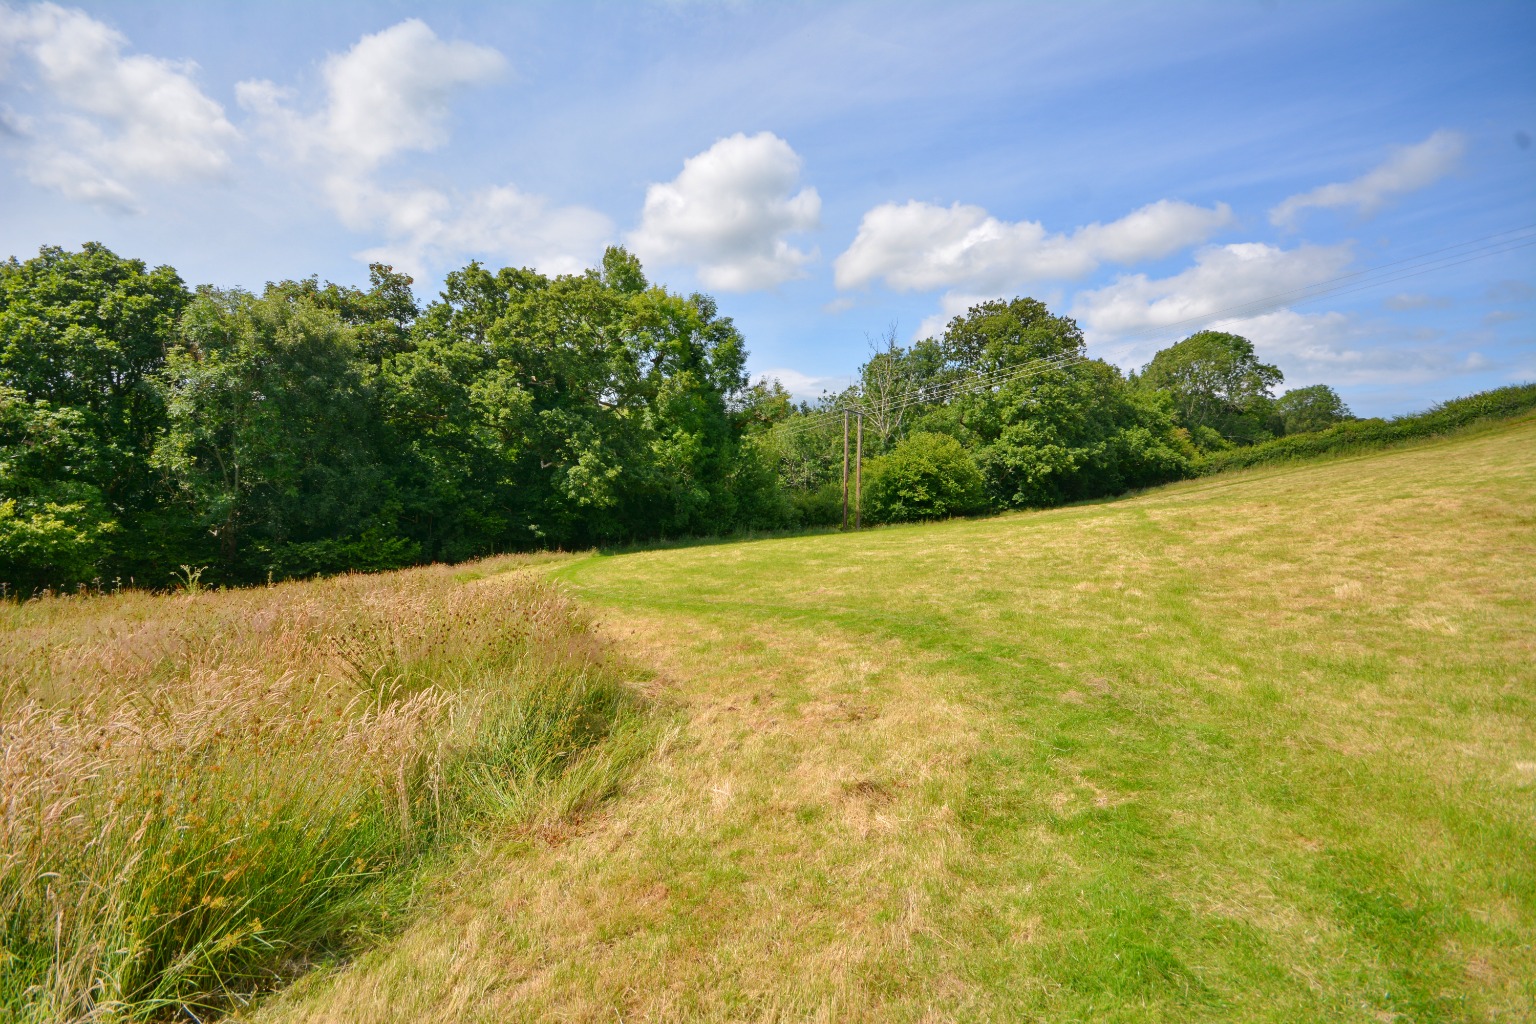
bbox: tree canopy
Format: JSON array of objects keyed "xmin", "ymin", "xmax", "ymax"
[
  {"xmin": 1136, "ymin": 330, "xmax": 1284, "ymax": 447},
  {"xmin": 1, "ymin": 243, "xmax": 1370, "ymax": 595},
  {"xmin": 1274, "ymin": 383, "xmax": 1352, "ymax": 435}
]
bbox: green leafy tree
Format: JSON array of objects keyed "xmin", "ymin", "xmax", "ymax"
[
  {"xmin": 758, "ymin": 396, "xmax": 846, "ymax": 521},
  {"xmin": 944, "ymin": 359, "xmax": 1192, "ymax": 509},
  {"xmin": 1275, "ymin": 383, "xmax": 1352, "ymax": 435},
  {"xmin": 153, "ymin": 287, "xmax": 396, "ymax": 580},
  {"xmin": 267, "ymin": 263, "xmax": 421, "ymax": 363},
  {"xmin": 2, "ymin": 239, "xmax": 797, "ymax": 590},
  {"xmin": 937, "ymin": 297, "xmax": 1084, "ymax": 375},
  {"xmin": 0, "ymin": 243, "xmax": 189, "ymax": 578},
  {"xmin": 382, "ymin": 248, "xmax": 786, "ymax": 553},
  {"xmin": 601, "ymin": 245, "xmax": 649, "ymax": 295},
  {"xmin": 766, "ymin": 297, "xmax": 1194, "ymax": 518},
  {"xmin": 907, "ymin": 301, "xmax": 1191, "ymax": 508},
  {"xmin": 1138, "ymin": 330, "xmax": 1283, "ymax": 446},
  {"xmin": 0, "ymin": 387, "xmax": 116, "ymax": 592}
]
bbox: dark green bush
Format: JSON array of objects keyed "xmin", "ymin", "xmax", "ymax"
[
  {"xmin": 790, "ymin": 480, "xmax": 846, "ymax": 527},
  {"xmin": 863, "ymin": 432, "xmax": 987, "ymax": 524}
]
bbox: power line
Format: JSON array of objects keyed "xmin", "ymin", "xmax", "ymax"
[{"xmin": 764, "ymin": 352, "xmax": 1088, "ymax": 444}]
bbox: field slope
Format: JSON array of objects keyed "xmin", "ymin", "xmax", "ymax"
[{"xmin": 262, "ymin": 416, "xmax": 1536, "ymax": 1023}]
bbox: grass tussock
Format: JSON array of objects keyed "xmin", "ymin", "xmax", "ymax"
[{"xmin": 0, "ymin": 558, "xmax": 651, "ymax": 1022}]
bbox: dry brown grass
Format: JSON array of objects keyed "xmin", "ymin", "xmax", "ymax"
[
  {"xmin": 249, "ymin": 609, "xmax": 986, "ymax": 1022},
  {"xmin": 0, "ymin": 558, "xmax": 651, "ymax": 1022}
]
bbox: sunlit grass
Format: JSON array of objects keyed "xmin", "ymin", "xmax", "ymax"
[
  {"xmin": 0, "ymin": 560, "xmax": 652, "ymax": 1022},
  {"xmin": 24, "ymin": 416, "xmax": 1530, "ymax": 1022},
  {"xmin": 255, "ymin": 414, "xmax": 1535, "ymax": 1022}
]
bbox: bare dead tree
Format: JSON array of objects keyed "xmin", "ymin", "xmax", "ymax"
[{"xmin": 858, "ymin": 323, "xmax": 913, "ymax": 449}]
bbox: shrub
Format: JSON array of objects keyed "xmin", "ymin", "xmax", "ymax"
[
  {"xmin": 1197, "ymin": 383, "xmax": 1536, "ymax": 474},
  {"xmin": 863, "ymin": 432, "xmax": 987, "ymax": 524},
  {"xmin": 790, "ymin": 480, "xmax": 845, "ymax": 527},
  {"xmin": 0, "ymin": 498, "xmax": 115, "ymax": 596}
]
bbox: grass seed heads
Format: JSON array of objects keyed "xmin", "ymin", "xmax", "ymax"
[{"xmin": 0, "ymin": 558, "xmax": 645, "ymax": 1021}]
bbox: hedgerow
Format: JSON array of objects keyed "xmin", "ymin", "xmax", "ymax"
[{"xmin": 1195, "ymin": 383, "xmax": 1536, "ymax": 474}]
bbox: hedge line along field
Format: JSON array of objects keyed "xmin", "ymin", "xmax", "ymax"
[
  {"xmin": 1195, "ymin": 381, "xmax": 1536, "ymax": 474},
  {"xmin": 0, "ymin": 559, "xmax": 654, "ymax": 1022},
  {"xmin": 255, "ymin": 413, "xmax": 1534, "ymax": 1023}
]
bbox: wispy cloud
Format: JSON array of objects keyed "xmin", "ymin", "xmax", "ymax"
[
  {"xmin": 238, "ymin": 19, "xmax": 610, "ymax": 277},
  {"xmin": 1269, "ymin": 130, "xmax": 1465, "ymax": 229},
  {"xmin": 1383, "ymin": 292, "xmax": 1453, "ymax": 311},
  {"xmin": 0, "ymin": 2, "xmax": 236, "ymax": 210}
]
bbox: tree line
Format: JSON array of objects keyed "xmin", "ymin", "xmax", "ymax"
[
  {"xmin": 762, "ymin": 297, "xmax": 1354, "ymax": 527},
  {"xmin": 3, "ymin": 243, "xmax": 1358, "ymax": 594}
]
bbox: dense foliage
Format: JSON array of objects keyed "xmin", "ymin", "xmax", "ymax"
[
  {"xmin": 762, "ymin": 298, "xmax": 1198, "ymax": 524},
  {"xmin": 1195, "ymin": 382, "xmax": 1536, "ymax": 474},
  {"xmin": 3, "ymin": 242, "xmax": 1525, "ymax": 593},
  {"xmin": 2, "ymin": 244, "xmax": 785, "ymax": 592},
  {"xmin": 863, "ymin": 432, "xmax": 987, "ymax": 524},
  {"xmin": 1135, "ymin": 330, "xmax": 1283, "ymax": 446}
]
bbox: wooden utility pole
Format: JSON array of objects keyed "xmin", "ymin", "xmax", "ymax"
[
  {"xmin": 854, "ymin": 412, "xmax": 863, "ymax": 530},
  {"xmin": 841, "ymin": 410, "xmax": 850, "ymax": 530}
]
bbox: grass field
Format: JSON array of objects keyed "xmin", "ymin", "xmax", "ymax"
[
  {"xmin": 244, "ymin": 414, "xmax": 1536, "ymax": 1022},
  {"xmin": 0, "ymin": 559, "xmax": 653, "ymax": 1021}
]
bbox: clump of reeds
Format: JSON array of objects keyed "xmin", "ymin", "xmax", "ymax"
[{"xmin": 0, "ymin": 559, "xmax": 648, "ymax": 1022}]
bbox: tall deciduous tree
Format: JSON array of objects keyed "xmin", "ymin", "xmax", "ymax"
[
  {"xmin": 1275, "ymin": 383, "xmax": 1352, "ymax": 435},
  {"xmin": 1137, "ymin": 330, "xmax": 1283, "ymax": 446},
  {"xmin": 882, "ymin": 300, "xmax": 1193, "ymax": 509},
  {"xmin": 153, "ymin": 287, "xmax": 396, "ymax": 580},
  {"xmin": 938, "ymin": 297, "xmax": 1085, "ymax": 375},
  {"xmin": 0, "ymin": 387, "xmax": 115, "ymax": 592},
  {"xmin": 0, "ymin": 243, "xmax": 189, "ymax": 580}
]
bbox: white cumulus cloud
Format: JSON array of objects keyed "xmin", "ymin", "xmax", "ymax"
[
  {"xmin": 628, "ymin": 131, "xmax": 821, "ymax": 291},
  {"xmin": 1071, "ymin": 241, "xmax": 1354, "ymax": 344},
  {"xmin": 834, "ymin": 198, "xmax": 1233, "ymax": 293},
  {"xmin": 350, "ymin": 181, "xmax": 613, "ymax": 279},
  {"xmin": 237, "ymin": 18, "xmax": 505, "ymax": 171},
  {"xmin": 1269, "ymin": 129, "xmax": 1466, "ymax": 228},
  {"xmin": 0, "ymin": 2, "xmax": 237, "ymax": 209},
  {"xmin": 239, "ymin": 19, "xmax": 609, "ymax": 277}
]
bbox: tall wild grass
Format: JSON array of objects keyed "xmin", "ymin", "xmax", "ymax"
[{"xmin": 0, "ymin": 558, "xmax": 650, "ymax": 1022}]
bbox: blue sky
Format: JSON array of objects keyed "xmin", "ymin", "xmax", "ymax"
[{"xmin": 1, "ymin": 1, "xmax": 1532, "ymax": 416}]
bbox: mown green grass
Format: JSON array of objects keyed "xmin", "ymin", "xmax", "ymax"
[
  {"xmin": 537, "ymin": 415, "xmax": 1535, "ymax": 1022},
  {"xmin": 248, "ymin": 415, "xmax": 1534, "ymax": 1024}
]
